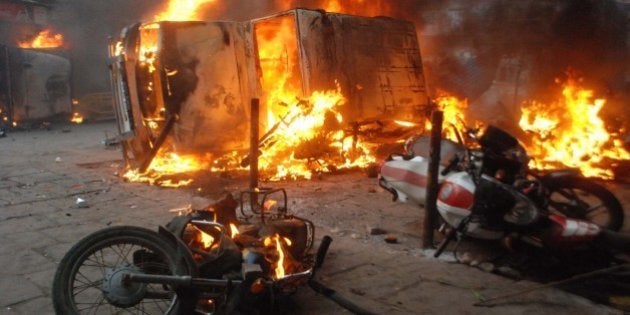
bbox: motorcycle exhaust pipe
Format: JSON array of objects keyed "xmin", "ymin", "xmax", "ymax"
[
  {"xmin": 315, "ymin": 235, "xmax": 333, "ymax": 270},
  {"xmin": 308, "ymin": 236, "xmax": 377, "ymax": 315}
]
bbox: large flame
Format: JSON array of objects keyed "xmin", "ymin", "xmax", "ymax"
[
  {"xmin": 254, "ymin": 16, "xmax": 375, "ymax": 180},
  {"xmin": 18, "ymin": 30, "xmax": 64, "ymax": 49},
  {"xmin": 257, "ymin": 86, "xmax": 376, "ymax": 180},
  {"xmin": 153, "ymin": 0, "xmax": 215, "ymax": 21},
  {"xmin": 519, "ymin": 78, "xmax": 630, "ymax": 179}
]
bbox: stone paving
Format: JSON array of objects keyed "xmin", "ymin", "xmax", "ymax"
[{"xmin": 0, "ymin": 121, "xmax": 628, "ymax": 314}]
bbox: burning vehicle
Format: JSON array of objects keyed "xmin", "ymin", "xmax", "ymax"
[
  {"xmin": 108, "ymin": 8, "xmax": 429, "ymax": 184},
  {"xmin": 52, "ymin": 188, "xmax": 375, "ymax": 314},
  {"xmin": 0, "ymin": 0, "xmax": 72, "ymax": 128},
  {"xmin": 0, "ymin": 42, "xmax": 71, "ymax": 129}
]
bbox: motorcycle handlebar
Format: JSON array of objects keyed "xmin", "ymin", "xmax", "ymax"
[{"xmin": 440, "ymin": 155, "xmax": 460, "ymax": 176}]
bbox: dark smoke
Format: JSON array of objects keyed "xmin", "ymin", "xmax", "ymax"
[
  {"xmin": 52, "ymin": 0, "xmax": 165, "ymax": 96},
  {"xmin": 49, "ymin": 0, "xmax": 628, "ymax": 121}
]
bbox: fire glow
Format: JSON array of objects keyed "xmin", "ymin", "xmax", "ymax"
[
  {"xmin": 153, "ymin": 0, "xmax": 215, "ymax": 21},
  {"xmin": 18, "ymin": 30, "xmax": 64, "ymax": 49},
  {"xmin": 123, "ymin": 152, "xmax": 211, "ymax": 187},
  {"xmin": 519, "ymin": 78, "xmax": 630, "ymax": 179},
  {"xmin": 122, "ymin": 3, "xmax": 378, "ymax": 186},
  {"xmin": 264, "ymin": 233, "xmax": 291, "ymax": 280}
]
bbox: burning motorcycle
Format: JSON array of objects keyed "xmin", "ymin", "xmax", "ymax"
[
  {"xmin": 52, "ymin": 189, "xmax": 375, "ymax": 315},
  {"xmin": 378, "ymin": 125, "xmax": 629, "ymax": 260}
]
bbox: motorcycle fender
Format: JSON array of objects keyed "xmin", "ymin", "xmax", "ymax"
[
  {"xmin": 158, "ymin": 225, "xmax": 199, "ymax": 276},
  {"xmin": 541, "ymin": 214, "xmax": 600, "ymax": 248}
]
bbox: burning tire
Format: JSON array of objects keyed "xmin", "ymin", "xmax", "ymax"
[
  {"xmin": 544, "ymin": 178, "xmax": 624, "ymax": 231},
  {"xmin": 52, "ymin": 226, "xmax": 193, "ymax": 314}
]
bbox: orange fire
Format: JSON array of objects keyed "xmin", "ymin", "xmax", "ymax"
[
  {"xmin": 153, "ymin": 0, "xmax": 215, "ymax": 21},
  {"xmin": 18, "ymin": 29, "xmax": 64, "ymax": 49},
  {"xmin": 519, "ymin": 78, "xmax": 630, "ymax": 179},
  {"xmin": 254, "ymin": 16, "xmax": 375, "ymax": 180},
  {"xmin": 194, "ymin": 226, "xmax": 217, "ymax": 250},
  {"xmin": 70, "ymin": 112, "xmax": 84, "ymax": 124},
  {"xmin": 423, "ymin": 93, "xmax": 469, "ymax": 142},
  {"xmin": 123, "ymin": 151, "xmax": 211, "ymax": 187},
  {"xmin": 264, "ymin": 233, "xmax": 290, "ymax": 279},
  {"xmin": 313, "ymin": 0, "xmax": 393, "ymax": 16},
  {"xmin": 229, "ymin": 223, "xmax": 239, "ymax": 238}
]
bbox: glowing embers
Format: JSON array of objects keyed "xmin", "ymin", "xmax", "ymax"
[
  {"xmin": 519, "ymin": 77, "xmax": 630, "ymax": 179},
  {"xmin": 18, "ymin": 29, "xmax": 64, "ymax": 49}
]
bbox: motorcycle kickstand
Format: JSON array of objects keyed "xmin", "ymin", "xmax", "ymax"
[{"xmin": 434, "ymin": 217, "xmax": 470, "ymax": 258}]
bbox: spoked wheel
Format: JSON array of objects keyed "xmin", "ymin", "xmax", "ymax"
[
  {"xmin": 52, "ymin": 226, "xmax": 192, "ymax": 314},
  {"xmin": 545, "ymin": 178, "xmax": 624, "ymax": 231}
]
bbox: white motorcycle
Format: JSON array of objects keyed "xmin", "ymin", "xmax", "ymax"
[{"xmin": 378, "ymin": 125, "xmax": 628, "ymax": 258}]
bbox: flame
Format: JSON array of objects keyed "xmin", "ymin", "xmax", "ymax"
[
  {"xmin": 123, "ymin": 4, "xmax": 386, "ymax": 185},
  {"xmin": 320, "ymin": 0, "xmax": 393, "ymax": 16},
  {"xmin": 70, "ymin": 112, "xmax": 84, "ymax": 124},
  {"xmin": 519, "ymin": 78, "xmax": 630, "ymax": 179},
  {"xmin": 18, "ymin": 30, "xmax": 64, "ymax": 49},
  {"xmin": 394, "ymin": 120, "xmax": 418, "ymax": 128},
  {"xmin": 113, "ymin": 41, "xmax": 124, "ymax": 56},
  {"xmin": 229, "ymin": 223, "xmax": 239, "ymax": 238},
  {"xmin": 123, "ymin": 151, "xmax": 210, "ymax": 187},
  {"xmin": 264, "ymin": 233, "xmax": 289, "ymax": 279},
  {"xmin": 194, "ymin": 226, "xmax": 215, "ymax": 249},
  {"xmin": 254, "ymin": 17, "xmax": 375, "ymax": 180},
  {"xmin": 425, "ymin": 94, "xmax": 469, "ymax": 142},
  {"xmin": 138, "ymin": 24, "xmax": 160, "ymax": 73},
  {"xmin": 153, "ymin": 0, "xmax": 215, "ymax": 21}
]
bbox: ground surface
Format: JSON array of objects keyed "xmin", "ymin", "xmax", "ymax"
[{"xmin": 1, "ymin": 121, "xmax": 629, "ymax": 314}]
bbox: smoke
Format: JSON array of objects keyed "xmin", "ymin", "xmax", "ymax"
[
  {"xmin": 52, "ymin": 0, "xmax": 165, "ymax": 96},
  {"xmin": 49, "ymin": 0, "xmax": 627, "ymax": 112}
]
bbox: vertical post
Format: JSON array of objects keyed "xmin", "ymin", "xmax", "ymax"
[
  {"xmin": 249, "ymin": 98, "xmax": 259, "ymax": 191},
  {"xmin": 423, "ymin": 110, "xmax": 443, "ymax": 249}
]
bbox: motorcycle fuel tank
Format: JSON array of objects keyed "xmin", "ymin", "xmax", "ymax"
[
  {"xmin": 436, "ymin": 171, "xmax": 475, "ymax": 223},
  {"xmin": 379, "ymin": 155, "xmax": 434, "ymax": 205}
]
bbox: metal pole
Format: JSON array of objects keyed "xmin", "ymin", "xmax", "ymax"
[
  {"xmin": 423, "ymin": 110, "xmax": 443, "ymax": 249},
  {"xmin": 249, "ymin": 98, "xmax": 259, "ymax": 190},
  {"xmin": 139, "ymin": 114, "xmax": 176, "ymax": 173}
]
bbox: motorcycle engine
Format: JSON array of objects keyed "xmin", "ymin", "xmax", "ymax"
[{"xmin": 474, "ymin": 175, "xmax": 540, "ymax": 227}]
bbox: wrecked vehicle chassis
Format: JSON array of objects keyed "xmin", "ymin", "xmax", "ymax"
[{"xmin": 51, "ymin": 189, "xmax": 373, "ymax": 315}]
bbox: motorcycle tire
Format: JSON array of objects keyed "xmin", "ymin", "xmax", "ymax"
[
  {"xmin": 544, "ymin": 178, "xmax": 624, "ymax": 231},
  {"xmin": 52, "ymin": 226, "xmax": 194, "ymax": 315}
]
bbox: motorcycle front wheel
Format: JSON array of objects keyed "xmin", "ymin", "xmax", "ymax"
[
  {"xmin": 544, "ymin": 178, "xmax": 624, "ymax": 231},
  {"xmin": 52, "ymin": 226, "xmax": 193, "ymax": 314}
]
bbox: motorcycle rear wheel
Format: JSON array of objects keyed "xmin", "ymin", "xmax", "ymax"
[
  {"xmin": 52, "ymin": 226, "xmax": 192, "ymax": 314},
  {"xmin": 544, "ymin": 178, "xmax": 624, "ymax": 231}
]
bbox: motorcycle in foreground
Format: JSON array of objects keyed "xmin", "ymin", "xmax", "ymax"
[
  {"xmin": 379, "ymin": 125, "xmax": 629, "ymax": 261},
  {"xmin": 52, "ymin": 189, "xmax": 375, "ymax": 315}
]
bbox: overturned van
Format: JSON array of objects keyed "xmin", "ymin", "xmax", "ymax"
[{"xmin": 109, "ymin": 8, "xmax": 429, "ymax": 170}]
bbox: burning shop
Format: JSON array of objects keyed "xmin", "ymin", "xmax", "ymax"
[{"xmin": 109, "ymin": 8, "xmax": 429, "ymax": 185}]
